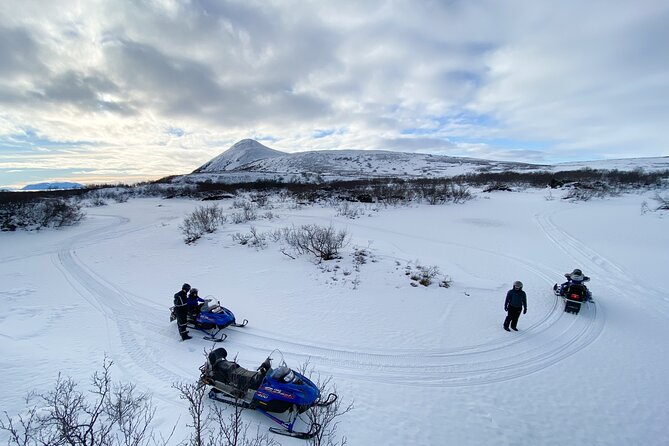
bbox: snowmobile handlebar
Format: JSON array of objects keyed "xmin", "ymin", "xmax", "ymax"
[{"xmin": 316, "ymin": 392, "xmax": 338, "ymax": 407}]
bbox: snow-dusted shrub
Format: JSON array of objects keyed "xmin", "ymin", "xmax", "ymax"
[
  {"xmin": 298, "ymin": 361, "xmax": 353, "ymax": 446},
  {"xmin": 180, "ymin": 204, "xmax": 225, "ymax": 243},
  {"xmin": 483, "ymin": 182, "xmax": 513, "ymax": 193},
  {"xmin": 174, "ymin": 379, "xmax": 278, "ymax": 446},
  {"xmin": 0, "ymin": 357, "xmax": 157, "ymax": 446},
  {"xmin": 231, "ymin": 225, "xmax": 267, "ymax": 248},
  {"xmin": 653, "ymin": 193, "xmax": 669, "ymax": 210},
  {"xmin": 562, "ymin": 182, "xmax": 617, "ymax": 201},
  {"xmin": 36, "ymin": 198, "xmax": 85, "ymax": 228},
  {"xmin": 87, "ymin": 192, "xmax": 107, "ymax": 207},
  {"xmin": 405, "ymin": 263, "xmax": 450, "ymax": 288},
  {"xmin": 448, "ymin": 184, "xmax": 473, "ymax": 203},
  {"xmin": 2, "ymin": 198, "xmax": 85, "ymax": 231},
  {"xmin": 229, "ymin": 199, "xmax": 257, "ymax": 224},
  {"xmin": 249, "ymin": 192, "xmax": 271, "ymax": 208},
  {"xmin": 283, "ymin": 224, "xmax": 349, "ymax": 261},
  {"xmin": 262, "ymin": 210, "xmax": 277, "ymax": 220},
  {"xmin": 421, "ymin": 183, "xmax": 473, "ymax": 205},
  {"xmin": 336, "ymin": 201, "xmax": 363, "ymax": 219},
  {"xmin": 353, "ymin": 248, "xmax": 369, "ymax": 271}
]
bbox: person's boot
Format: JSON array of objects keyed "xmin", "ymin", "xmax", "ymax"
[
  {"xmin": 182, "ymin": 333, "xmax": 192, "ymax": 340},
  {"xmin": 503, "ymin": 325, "xmax": 510, "ymax": 332},
  {"xmin": 511, "ymin": 327, "xmax": 518, "ymax": 331}
]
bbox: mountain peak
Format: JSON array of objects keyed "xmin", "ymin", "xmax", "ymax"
[{"xmin": 193, "ymin": 139, "xmax": 286, "ymax": 173}]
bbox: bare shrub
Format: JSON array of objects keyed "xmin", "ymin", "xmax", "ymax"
[
  {"xmin": 352, "ymin": 248, "xmax": 369, "ymax": 272},
  {"xmin": 422, "ymin": 184, "xmax": 473, "ymax": 205},
  {"xmin": 0, "ymin": 357, "xmax": 162, "ymax": 446},
  {"xmin": 230, "ymin": 201, "xmax": 257, "ymax": 224},
  {"xmin": 336, "ymin": 202, "xmax": 362, "ymax": 219},
  {"xmin": 482, "ymin": 182, "xmax": 512, "ymax": 193},
  {"xmin": 231, "ymin": 226, "xmax": 267, "ymax": 248},
  {"xmin": 562, "ymin": 182, "xmax": 618, "ymax": 201},
  {"xmin": 249, "ymin": 192, "xmax": 270, "ymax": 208},
  {"xmin": 87, "ymin": 192, "xmax": 108, "ymax": 207},
  {"xmin": 2, "ymin": 197, "xmax": 86, "ymax": 230},
  {"xmin": 406, "ymin": 263, "xmax": 449, "ymax": 287},
  {"xmin": 283, "ymin": 224, "xmax": 349, "ymax": 261},
  {"xmin": 180, "ymin": 204, "xmax": 225, "ymax": 244},
  {"xmin": 448, "ymin": 184, "xmax": 473, "ymax": 203},
  {"xmin": 653, "ymin": 193, "xmax": 669, "ymax": 210},
  {"xmin": 298, "ymin": 361, "xmax": 353, "ymax": 446},
  {"xmin": 35, "ymin": 198, "xmax": 85, "ymax": 229},
  {"xmin": 173, "ymin": 379, "xmax": 277, "ymax": 446}
]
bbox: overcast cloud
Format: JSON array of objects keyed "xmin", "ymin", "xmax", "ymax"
[{"xmin": 1, "ymin": 0, "xmax": 667, "ymax": 187}]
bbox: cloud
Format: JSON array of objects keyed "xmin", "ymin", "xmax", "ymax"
[{"xmin": 0, "ymin": 0, "xmax": 667, "ymax": 186}]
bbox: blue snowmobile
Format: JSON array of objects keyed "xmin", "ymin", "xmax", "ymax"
[
  {"xmin": 199, "ymin": 348, "xmax": 337, "ymax": 440},
  {"xmin": 170, "ymin": 299, "xmax": 247, "ymax": 342}
]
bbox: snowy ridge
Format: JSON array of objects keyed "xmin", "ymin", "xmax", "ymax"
[{"xmin": 185, "ymin": 140, "xmax": 669, "ymax": 185}]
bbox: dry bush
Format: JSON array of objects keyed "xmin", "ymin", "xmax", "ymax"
[
  {"xmin": 653, "ymin": 193, "xmax": 669, "ymax": 210},
  {"xmin": 0, "ymin": 357, "xmax": 163, "ymax": 446},
  {"xmin": 180, "ymin": 204, "xmax": 226, "ymax": 244},
  {"xmin": 283, "ymin": 224, "xmax": 349, "ymax": 261},
  {"xmin": 1, "ymin": 198, "xmax": 85, "ymax": 231}
]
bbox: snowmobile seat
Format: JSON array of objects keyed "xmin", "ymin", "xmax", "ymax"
[{"xmin": 212, "ymin": 361, "xmax": 264, "ymax": 390}]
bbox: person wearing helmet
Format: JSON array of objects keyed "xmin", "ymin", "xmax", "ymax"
[
  {"xmin": 503, "ymin": 280, "xmax": 527, "ymax": 331},
  {"xmin": 187, "ymin": 287, "xmax": 207, "ymax": 321},
  {"xmin": 557, "ymin": 268, "xmax": 591, "ymax": 300},
  {"xmin": 173, "ymin": 283, "xmax": 192, "ymax": 340}
]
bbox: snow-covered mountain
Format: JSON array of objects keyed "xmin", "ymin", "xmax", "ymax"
[
  {"xmin": 193, "ymin": 139, "xmax": 285, "ymax": 173},
  {"xmin": 186, "ymin": 139, "xmax": 545, "ymax": 183},
  {"xmin": 22, "ymin": 182, "xmax": 84, "ymax": 191},
  {"xmin": 184, "ymin": 139, "xmax": 669, "ymax": 184}
]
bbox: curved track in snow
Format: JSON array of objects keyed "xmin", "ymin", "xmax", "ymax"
[
  {"xmin": 52, "ymin": 214, "xmax": 192, "ymax": 392},
  {"xmin": 52, "ymin": 207, "xmax": 613, "ymax": 388}
]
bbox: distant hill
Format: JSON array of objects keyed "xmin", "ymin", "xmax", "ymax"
[
  {"xmin": 22, "ymin": 182, "xmax": 85, "ymax": 191},
  {"xmin": 187, "ymin": 139, "xmax": 545, "ymax": 183},
  {"xmin": 181, "ymin": 139, "xmax": 669, "ymax": 185}
]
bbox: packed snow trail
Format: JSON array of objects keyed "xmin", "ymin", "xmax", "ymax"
[{"xmin": 53, "ymin": 207, "xmax": 607, "ymax": 388}]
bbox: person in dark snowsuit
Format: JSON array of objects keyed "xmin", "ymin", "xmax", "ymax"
[
  {"xmin": 557, "ymin": 268, "xmax": 592, "ymax": 301},
  {"xmin": 174, "ymin": 283, "xmax": 192, "ymax": 340},
  {"xmin": 504, "ymin": 280, "xmax": 527, "ymax": 331}
]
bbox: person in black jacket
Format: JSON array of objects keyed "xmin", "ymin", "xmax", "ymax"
[
  {"xmin": 503, "ymin": 280, "xmax": 527, "ymax": 331},
  {"xmin": 174, "ymin": 283, "xmax": 192, "ymax": 340}
]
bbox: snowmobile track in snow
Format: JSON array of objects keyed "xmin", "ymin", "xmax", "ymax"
[
  {"xmin": 54, "ymin": 207, "xmax": 608, "ymax": 388},
  {"xmin": 53, "ymin": 214, "xmax": 194, "ymax": 399}
]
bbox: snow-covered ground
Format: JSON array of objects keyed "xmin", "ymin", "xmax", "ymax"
[{"xmin": 2, "ymin": 188, "xmax": 669, "ymax": 445}]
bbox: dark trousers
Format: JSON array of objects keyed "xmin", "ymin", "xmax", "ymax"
[
  {"xmin": 175, "ymin": 307, "xmax": 189, "ymax": 339},
  {"xmin": 504, "ymin": 306, "xmax": 522, "ymax": 329}
]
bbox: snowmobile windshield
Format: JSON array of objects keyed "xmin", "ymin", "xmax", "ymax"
[{"xmin": 272, "ymin": 366, "xmax": 295, "ymax": 383}]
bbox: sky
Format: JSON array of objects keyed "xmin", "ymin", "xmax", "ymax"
[{"xmin": 1, "ymin": 0, "xmax": 668, "ymax": 188}]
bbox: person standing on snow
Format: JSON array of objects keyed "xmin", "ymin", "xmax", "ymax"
[
  {"xmin": 504, "ymin": 280, "xmax": 527, "ymax": 332},
  {"xmin": 174, "ymin": 283, "xmax": 192, "ymax": 340}
]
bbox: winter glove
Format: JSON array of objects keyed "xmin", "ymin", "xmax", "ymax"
[
  {"xmin": 504, "ymin": 306, "xmax": 508, "ymax": 311},
  {"xmin": 523, "ymin": 308, "xmax": 527, "ymax": 314}
]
